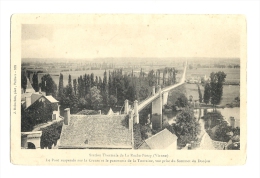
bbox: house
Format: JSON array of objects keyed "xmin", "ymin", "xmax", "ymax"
[
  {"xmin": 24, "ymin": 92, "xmax": 60, "ymax": 117},
  {"xmin": 58, "ymin": 108, "xmax": 133, "ymax": 149},
  {"xmin": 138, "ymin": 129, "xmax": 177, "ymax": 149}
]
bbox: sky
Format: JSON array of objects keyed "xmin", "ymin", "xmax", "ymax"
[{"xmin": 21, "ymin": 15, "xmax": 244, "ymax": 59}]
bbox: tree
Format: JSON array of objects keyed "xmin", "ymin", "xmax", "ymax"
[
  {"xmin": 21, "ymin": 70, "xmax": 27, "ymax": 93},
  {"xmin": 197, "ymin": 84, "xmax": 202, "ymax": 103},
  {"xmin": 21, "ymin": 105, "xmax": 34, "ymax": 132},
  {"xmin": 214, "ymin": 121, "xmax": 232, "ymax": 142},
  {"xmin": 173, "ymin": 107, "xmax": 201, "ymax": 147},
  {"xmin": 32, "ymin": 73, "xmax": 39, "ymax": 92},
  {"xmin": 69, "ymin": 92, "xmax": 78, "ymax": 114},
  {"xmin": 203, "ymin": 82, "xmax": 211, "ymax": 104},
  {"xmin": 108, "ymin": 71, "xmax": 113, "ymax": 96},
  {"xmin": 139, "ymin": 86, "xmax": 149, "ymax": 101},
  {"xmin": 109, "ymin": 95, "xmax": 117, "ymax": 107},
  {"xmin": 73, "ymin": 79, "xmax": 77, "ymax": 95},
  {"xmin": 58, "ymin": 73, "xmax": 64, "ymax": 98},
  {"xmin": 40, "ymin": 74, "xmax": 57, "ymax": 97},
  {"xmin": 67, "ymin": 74, "xmax": 73, "ymax": 97},
  {"xmin": 175, "ymin": 94, "xmax": 188, "ymax": 108},
  {"xmin": 147, "ymin": 70, "xmax": 156, "ymax": 87},
  {"xmin": 78, "ymin": 97, "xmax": 87, "ymax": 110},
  {"xmin": 86, "ymin": 86, "xmax": 103, "ymax": 110},
  {"xmin": 40, "ymin": 122, "xmax": 62, "ymax": 149},
  {"xmin": 210, "ymin": 72, "xmax": 226, "ymax": 109},
  {"xmin": 102, "ymin": 70, "xmax": 108, "ymax": 107}
]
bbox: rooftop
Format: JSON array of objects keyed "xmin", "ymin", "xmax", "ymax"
[
  {"xmin": 59, "ymin": 114, "xmax": 132, "ymax": 149},
  {"xmin": 138, "ymin": 129, "xmax": 177, "ymax": 149}
]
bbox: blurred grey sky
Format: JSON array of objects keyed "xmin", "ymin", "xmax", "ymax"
[{"xmin": 21, "ymin": 15, "xmax": 243, "ymax": 59}]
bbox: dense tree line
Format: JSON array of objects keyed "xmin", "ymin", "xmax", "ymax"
[
  {"xmin": 21, "ymin": 67, "xmax": 177, "ymax": 130},
  {"xmin": 56, "ymin": 67, "xmax": 177, "ymax": 114}
]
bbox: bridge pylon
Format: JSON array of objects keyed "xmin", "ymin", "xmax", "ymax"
[{"xmin": 133, "ymin": 100, "xmax": 139, "ymax": 124}]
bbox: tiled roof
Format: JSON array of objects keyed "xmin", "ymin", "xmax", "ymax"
[
  {"xmin": 139, "ymin": 129, "xmax": 177, "ymax": 149},
  {"xmin": 59, "ymin": 114, "xmax": 132, "ymax": 149}
]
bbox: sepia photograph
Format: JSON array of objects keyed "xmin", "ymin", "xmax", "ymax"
[{"xmin": 10, "ymin": 14, "xmax": 247, "ymax": 165}]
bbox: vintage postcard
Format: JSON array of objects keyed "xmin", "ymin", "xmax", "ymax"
[{"xmin": 11, "ymin": 14, "xmax": 247, "ymax": 165}]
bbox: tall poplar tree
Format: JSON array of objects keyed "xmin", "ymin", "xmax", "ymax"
[
  {"xmin": 210, "ymin": 71, "xmax": 226, "ymax": 110},
  {"xmin": 58, "ymin": 73, "xmax": 64, "ymax": 98},
  {"xmin": 32, "ymin": 73, "xmax": 39, "ymax": 92},
  {"xmin": 203, "ymin": 83, "xmax": 211, "ymax": 104}
]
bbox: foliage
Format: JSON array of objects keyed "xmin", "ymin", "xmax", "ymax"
[
  {"xmin": 78, "ymin": 97, "xmax": 87, "ymax": 110},
  {"xmin": 32, "ymin": 73, "xmax": 39, "ymax": 92},
  {"xmin": 76, "ymin": 109, "xmax": 100, "ymax": 115},
  {"xmin": 214, "ymin": 121, "xmax": 233, "ymax": 142},
  {"xmin": 173, "ymin": 107, "xmax": 201, "ymax": 147},
  {"xmin": 73, "ymin": 79, "xmax": 77, "ymax": 95},
  {"xmin": 108, "ymin": 95, "xmax": 117, "ymax": 107},
  {"xmin": 21, "ymin": 70, "xmax": 27, "ymax": 93},
  {"xmin": 139, "ymin": 86, "xmax": 149, "ymax": 101},
  {"xmin": 86, "ymin": 86, "xmax": 103, "ymax": 110},
  {"xmin": 58, "ymin": 73, "xmax": 64, "ymax": 98},
  {"xmin": 174, "ymin": 94, "xmax": 189, "ymax": 108},
  {"xmin": 133, "ymin": 124, "xmax": 143, "ymax": 149},
  {"xmin": 203, "ymin": 82, "xmax": 211, "ymax": 104},
  {"xmin": 21, "ymin": 105, "xmax": 34, "ymax": 132},
  {"xmin": 197, "ymin": 84, "xmax": 202, "ymax": 103},
  {"xmin": 140, "ymin": 124, "xmax": 152, "ymax": 140},
  {"xmin": 210, "ymin": 71, "xmax": 227, "ymax": 108},
  {"xmin": 40, "ymin": 74, "xmax": 57, "ymax": 97},
  {"xmin": 139, "ymin": 104, "xmax": 151, "ymax": 125},
  {"xmin": 203, "ymin": 111, "xmax": 223, "ymax": 129},
  {"xmin": 40, "ymin": 121, "xmax": 63, "ymax": 149}
]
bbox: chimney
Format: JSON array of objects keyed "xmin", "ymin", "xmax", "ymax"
[
  {"xmin": 124, "ymin": 100, "xmax": 129, "ymax": 114},
  {"xmin": 39, "ymin": 87, "xmax": 41, "ymax": 93},
  {"xmin": 134, "ymin": 100, "xmax": 139, "ymax": 124},
  {"xmin": 52, "ymin": 114, "xmax": 56, "ymax": 121},
  {"xmin": 229, "ymin": 117, "xmax": 235, "ymax": 128},
  {"xmin": 64, "ymin": 108, "xmax": 70, "ymax": 125},
  {"xmin": 98, "ymin": 110, "xmax": 101, "ymax": 115},
  {"xmin": 152, "ymin": 86, "xmax": 155, "ymax": 95},
  {"xmin": 25, "ymin": 96, "xmax": 31, "ymax": 108}
]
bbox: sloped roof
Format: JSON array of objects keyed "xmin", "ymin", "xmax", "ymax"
[
  {"xmin": 31, "ymin": 93, "xmax": 43, "ymax": 104},
  {"xmin": 59, "ymin": 114, "xmax": 132, "ymax": 149},
  {"xmin": 45, "ymin": 96, "xmax": 59, "ymax": 103},
  {"xmin": 139, "ymin": 129, "xmax": 177, "ymax": 149}
]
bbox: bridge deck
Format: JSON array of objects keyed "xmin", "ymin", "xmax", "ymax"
[{"xmin": 137, "ymin": 61, "xmax": 187, "ymax": 112}]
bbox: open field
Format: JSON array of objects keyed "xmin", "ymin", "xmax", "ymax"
[
  {"xmin": 185, "ymin": 84, "xmax": 240, "ymax": 106},
  {"xmin": 186, "ymin": 68, "xmax": 240, "ymax": 83},
  {"xmin": 38, "ymin": 70, "xmax": 107, "ymax": 86}
]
